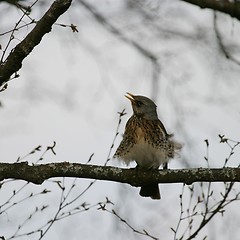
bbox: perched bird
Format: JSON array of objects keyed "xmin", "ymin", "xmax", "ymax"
[{"xmin": 114, "ymin": 92, "xmax": 181, "ymax": 199}]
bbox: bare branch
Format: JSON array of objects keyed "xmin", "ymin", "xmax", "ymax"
[
  {"xmin": 0, "ymin": 0, "xmax": 72, "ymax": 86},
  {"xmin": 0, "ymin": 162, "xmax": 240, "ymax": 187},
  {"xmin": 180, "ymin": 0, "xmax": 240, "ymax": 21}
]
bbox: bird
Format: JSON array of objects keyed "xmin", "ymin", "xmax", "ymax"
[{"xmin": 114, "ymin": 92, "xmax": 181, "ymax": 199}]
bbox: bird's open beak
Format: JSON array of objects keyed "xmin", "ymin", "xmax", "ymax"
[{"xmin": 125, "ymin": 92, "xmax": 135, "ymax": 102}]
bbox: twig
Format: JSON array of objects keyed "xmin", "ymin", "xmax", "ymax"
[{"xmin": 213, "ymin": 11, "xmax": 240, "ymax": 66}]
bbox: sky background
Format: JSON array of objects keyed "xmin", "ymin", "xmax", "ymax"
[{"xmin": 1, "ymin": 0, "xmax": 240, "ymax": 239}]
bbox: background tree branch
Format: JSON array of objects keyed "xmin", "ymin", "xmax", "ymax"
[
  {"xmin": 1, "ymin": 162, "xmax": 240, "ymax": 186},
  {"xmin": 181, "ymin": 0, "xmax": 240, "ymax": 21},
  {"xmin": 0, "ymin": 0, "xmax": 72, "ymax": 87}
]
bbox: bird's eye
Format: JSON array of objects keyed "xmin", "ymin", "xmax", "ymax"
[{"xmin": 136, "ymin": 101, "xmax": 143, "ymax": 107}]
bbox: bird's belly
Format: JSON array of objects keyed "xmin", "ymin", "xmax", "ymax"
[{"xmin": 123, "ymin": 142, "xmax": 169, "ymax": 169}]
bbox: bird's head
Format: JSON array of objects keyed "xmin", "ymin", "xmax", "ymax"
[{"xmin": 125, "ymin": 92, "xmax": 158, "ymax": 120}]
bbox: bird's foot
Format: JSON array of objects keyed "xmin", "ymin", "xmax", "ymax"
[{"xmin": 163, "ymin": 162, "xmax": 168, "ymax": 170}]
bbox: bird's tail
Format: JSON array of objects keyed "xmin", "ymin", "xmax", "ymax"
[
  {"xmin": 139, "ymin": 184, "xmax": 161, "ymax": 200},
  {"xmin": 168, "ymin": 134, "xmax": 183, "ymax": 158}
]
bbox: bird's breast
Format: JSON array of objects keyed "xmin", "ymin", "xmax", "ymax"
[
  {"xmin": 125, "ymin": 125, "xmax": 169, "ymax": 168},
  {"xmin": 136, "ymin": 127, "xmax": 145, "ymax": 142}
]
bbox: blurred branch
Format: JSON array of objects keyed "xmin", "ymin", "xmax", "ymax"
[
  {"xmin": 78, "ymin": 0, "xmax": 161, "ymax": 103},
  {"xmin": 181, "ymin": 0, "xmax": 240, "ymax": 21},
  {"xmin": 1, "ymin": 162, "xmax": 240, "ymax": 186},
  {"xmin": 213, "ymin": 11, "xmax": 240, "ymax": 65},
  {"xmin": 0, "ymin": 0, "xmax": 30, "ymax": 11},
  {"xmin": 0, "ymin": 0, "xmax": 72, "ymax": 87},
  {"xmin": 78, "ymin": 0, "xmax": 157, "ymax": 61}
]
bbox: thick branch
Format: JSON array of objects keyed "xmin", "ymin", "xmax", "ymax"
[
  {"xmin": 0, "ymin": 162, "xmax": 240, "ymax": 187},
  {"xmin": 0, "ymin": 0, "xmax": 72, "ymax": 85},
  {"xmin": 181, "ymin": 0, "xmax": 240, "ymax": 21}
]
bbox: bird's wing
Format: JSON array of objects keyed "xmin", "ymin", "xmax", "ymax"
[
  {"xmin": 113, "ymin": 116, "xmax": 137, "ymax": 158},
  {"xmin": 156, "ymin": 119, "xmax": 173, "ymax": 138},
  {"xmin": 139, "ymin": 119, "xmax": 167, "ymax": 146}
]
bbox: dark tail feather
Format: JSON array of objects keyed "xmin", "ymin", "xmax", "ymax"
[{"xmin": 139, "ymin": 184, "xmax": 161, "ymax": 200}]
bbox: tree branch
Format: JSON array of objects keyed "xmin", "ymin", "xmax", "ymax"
[
  {"xmin": 1, "ymin": 162, "xmax": 240, "ymax": 186},
  {"xmin": 180, "ymin": 0, "xmax": 240, "ymax": 21},
  {"xmin": 78, "ymin": 0, "xmax": 157, "ymax": 61},
  {"xmin": 0, "ymin": 0, "xmax": 72, "ymax": 86}
]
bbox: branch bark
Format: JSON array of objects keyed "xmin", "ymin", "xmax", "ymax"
[
  {"xmin": 1, "ymin": 162, "xmax": 240, "ymax": 187},
  {"xmin": 180, "ymin": 0, "xmax": 240, "ymax": 21},
  {"xmin": 0, "ymin": 0, "xmax": 72, "ymax": 86}
]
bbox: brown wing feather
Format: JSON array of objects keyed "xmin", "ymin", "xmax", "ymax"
[
  {"xmin": 157, "ymin": 119, "xmax": 172, "ymax": 138},
  {"xmin": 114, "ymin": 116, "xmax": 137, "ymax": 157}
]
